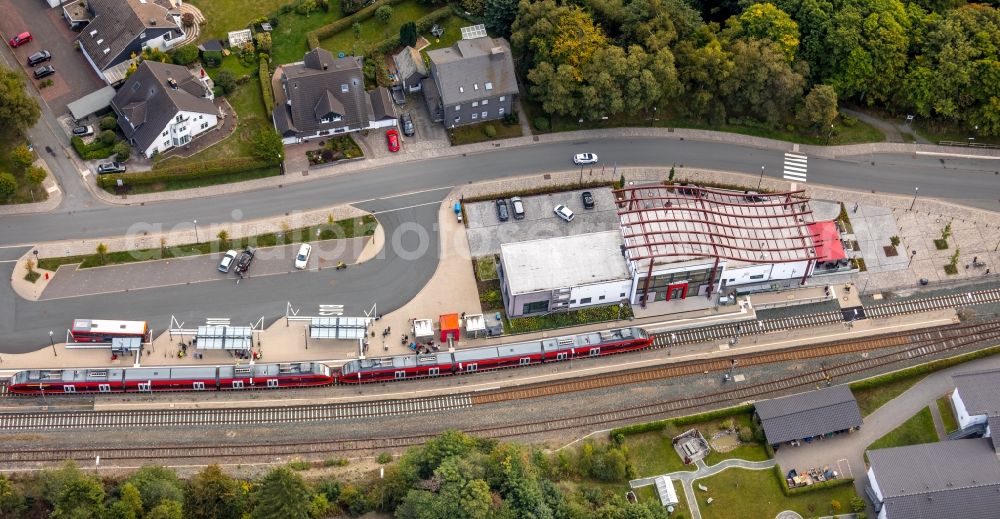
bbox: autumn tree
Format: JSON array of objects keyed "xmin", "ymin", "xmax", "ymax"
[
  {"xmin": 724, "ymin": 2, "xmax": 800, "ymax": 61},
  {"xmin": 0, "ymin": 66, "xmax": 41, "ymax": 133},
  {"xmin": 798, "ymin": 84, "xmax": 839, "ymax": 132}
]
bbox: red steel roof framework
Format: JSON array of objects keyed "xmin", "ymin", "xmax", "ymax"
[{"xmin": 615, "ymin": 184, "xmax": 823, "ymax": 307}]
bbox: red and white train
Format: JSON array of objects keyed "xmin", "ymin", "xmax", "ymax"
[{"xmin": 7, "ymin": 327, "xmax": 651, "ymax": 395}]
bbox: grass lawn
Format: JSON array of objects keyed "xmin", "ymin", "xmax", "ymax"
[
  {"xmin": 189, "ymin": 0, "xmax": 291, "ymax": 42},
  {"xmin": 696, "ymin": 467, "xmax": 858, "ymax": 519},
  {"xmin": 271, "ymin": 8, "xmax": 344, "ymax": 65},
  {"xmin": 936, "ymin": 395, "xmax": 959, "ymax": 434},
  {"xmin": 623, "ymin": 431, "xmax": 692, "ymax": 478},
  {"xmin": 37, "ymin": 215, "xmax": 376, "ymax": 270},
  {"xmin": 320, "ymin": 0, "xmax": 438, "ymax": 56},
  {"xmin": 112, "ymin": 166, "xmax": 280, "ymax": 194},
  {"xmin": 523, "ymin": 100, "xmax": 885, "ymax": 145},
  {"xmin": 913, "ymin": 121, "xmax": 1000, "ymax": 146},
  {"xmin": 866, "ymin": 407, "xmax": 939, "ymax": 458},
  {"xmin": 473, "ymin": 255, "xmax": 498, "ymax": 281},
  {"xmin": 852, "ymin": 374, "xmax": 926, "ymax": 416},
  {"xmin": 419, "ymin": 15, "xmax": 466, "ymax": 54},
  {"xmin": 449, "ymin": 120, "xmax": 523, "ymax": 145}
]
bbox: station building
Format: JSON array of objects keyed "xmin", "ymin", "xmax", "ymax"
[{"xmin": 497, "ymin": 183, "xmax": 845, "ymax": 316}]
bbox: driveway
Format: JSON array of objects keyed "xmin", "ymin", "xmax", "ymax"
[
  {"xmin": 465, "ymin": 187, "xmax": 620, "ymax": 257},
  {"xmin": 1, "ymin": 0, "xmax": 105, "ymax": 113},
  {"xmin": 40, "ymin": 238, "xmax": 370, "ymax": 300},
  {"xmin": 353, "ymin": 91, "xmax": 450, "ymax": 159}
]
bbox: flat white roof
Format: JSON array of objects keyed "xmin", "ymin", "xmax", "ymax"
[
  {"xmin": 413, "ymin": 319, "xmax": 434, "ymax": 338},
  {"xmin": 500, "ymin": 231, "xmax": 630, "ymax": 295}
]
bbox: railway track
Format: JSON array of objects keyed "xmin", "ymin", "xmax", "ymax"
[
  {"xmin": 658, "ymin": 286, "xmax": 1000, "ymax": 347},
  {"xmin": 3, "ymin": 321, "xmax": 999, "ymax": 464}
]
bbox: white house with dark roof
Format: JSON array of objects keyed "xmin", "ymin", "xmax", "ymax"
[
  {"xmin": 951, "ymin": 367, "xmax": 1000, "ymax": 433},
  {"xmin": 423, "ymin": 36, "xmax": 518, "ymax": 128},
  {"xmin": 77, "ymin": 0, "xmax": 186, "ymax": 85},
  {"xmin": 111, "ymin": 61, "xmax": 217, "ymax": 158},
  {"xmin": 271, "ymin": 48, "xmax": 396, "ymax": 144},
  {"xmin": 866, "ymin": 438, "xmax": 1000, "ymax": 519}
]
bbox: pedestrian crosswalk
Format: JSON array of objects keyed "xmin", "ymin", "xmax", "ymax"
[{"xmin": 783, "ymin": 152, "xmax": 808, "ymax": 182}]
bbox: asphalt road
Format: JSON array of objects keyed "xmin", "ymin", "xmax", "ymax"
[
  {"xmin": 0, "ymin": 193, "xmax": 441, "ymax": 353},
  {"xmin": 3, "ymin": 138, "xmax": 999, "ymax": 248}
]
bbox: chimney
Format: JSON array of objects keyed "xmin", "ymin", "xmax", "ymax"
[
  {"xmin": 490, "ymin": 46, "xmax": 504, "ymax": 56},
  {"xmin": 322, "ymin": 62, "xmax": 328, "ymax": 70},
  {"xmin": 149, "ymin": 18, "xmax": 156, "ymax": 25}
]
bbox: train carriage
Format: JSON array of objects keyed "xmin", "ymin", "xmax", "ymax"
[
  {"xmin": 8, "ymin": 368, "xmax": 127, "ymax": 394},
  {"xmin": 340, "ymin": 353, "xmax": 454, "ymax": 383},
  {"xmin": 218, "ymin": 363, "xmax": 332, "ymax": 389},
  {"xmin": 494, "ymin": 340, "xmax": 545, "ymax": 368},
  {"xmin": 124, "ymin": 366, "xmax": 218, "ymax": 392}
]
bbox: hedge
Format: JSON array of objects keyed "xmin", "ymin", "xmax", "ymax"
[
  {"xmin": 609, "ymin": 404, "xmax": 755, "ymax": 437},
  {"xmin": 461, "ymin": 180, "xmax": 612, "ymax": 204},
  {"xmin": 102, "ymin": 157, "xmax": 275, "ymax": 186},
  {"xmin": 307, "ymin": 0, "xmax": 407, "ymax": 49},
  {"xmin": 849, "ymin": 343, "xmax": 1000, "ymax": 392},
  {"xmin": 259, "ymin": 57, "xmax": 274, "ymax": 115},
  {"xmin": 415, "ymin": 6, "xmax": 452, "ymax": 33},
  {"xmin": 71, "ymin": 136, "xmax": 116, "ymax": 160},
  {"xmin": 774, "ymin": 465, "xmax": 855, "ymax": 496}
]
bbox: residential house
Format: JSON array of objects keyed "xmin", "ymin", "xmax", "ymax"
[
  {"xmin": 271, "ymin": 48, "xmax": 396, "ymax": 145},
  {"xmin": 111, "ymin": 60, "xmax": 218, "ymax": 158},
  {"xmin": 754, "ymin": 384, "xmax": 862, "ymax": 448},
  {"xmin": 77, "ymin": 0, "xmax": 186, "ymax": 85},
  {"xmin": 423, "ymin": 36, "xmax": 518, "ymax": 128},
  {"xmin": 951, "ymin": 367, "xmax": 1000, "ymax": 436},
  {"xmin": 392, "ymin": 46, "xmax": 427, "ymax": 94},
  {"xmin": 866, "ymin": 438, "xmax": 1000, "ymax": 519}
]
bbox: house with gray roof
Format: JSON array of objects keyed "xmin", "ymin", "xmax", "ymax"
[
  {"xmin": 77, "ymin": 0, "xmax": 186, "ymax": 85},
  {"xmin": 866, "ymin": 438, "xmax": 1000, "ymax": 519},
  {"xmin": 272, "ymin": 48, "xmax": 396, "ymax": 144},
  {"xmin": 392, "ymin": 46, "xmax": 427, "ymax": 94},
  {"xmin": 754, "ymin": 384, "xmax": 862, "ymax": 447},
  {"xmin": 111, "ymin": 61, "xmax": 218, "ymax": 158},
  {"xmin": 424, "ymin": 36, "xmax": 518, "ymax": 128},
  {"xmin": 951, "ymin": 367, "xmax": 1000, "ymax": 435}
]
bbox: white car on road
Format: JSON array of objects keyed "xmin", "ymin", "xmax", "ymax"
[
  {"xmin": 573, "ymin": 153, "xmax": 598, "ymax": 165},
  {"xmin": 554, "ymin": 204, "xmax": 575, "ymax": 222},
  {"xmin": 218, "ymin": 250, "xmax": 238, "ymax": 273},
  {"xmin": 294, "ymin": 243, "xmax": 312, "ymax": 269}
]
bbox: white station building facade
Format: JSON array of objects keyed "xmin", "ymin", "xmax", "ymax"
[{"xmin": 498, "ymin": 184, "xmax": 846, "ymax": 317}]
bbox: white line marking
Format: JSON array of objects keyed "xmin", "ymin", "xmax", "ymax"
[
  {"xmin": 370, "ymin": 200, "xmax": 442, "ymax": 214},
  {"xmin": 355, "ymin": 185, "xmax": 455, "ymax": 205},
  {"xmin": 915, "ymin": 151, "xmax": 1000, "ymax": 160},
  {"xmin": 785, "ymin": 152, "xmax": 807, "ymax": 160},
  {"xmin": 783, "ymin": 164, "xmax": 808, "ymax": 173}
]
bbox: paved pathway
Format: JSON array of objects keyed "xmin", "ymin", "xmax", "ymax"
[
  {"xmin": 927, "ymin": 401, "xmax": 947, "ymax": 439},
  {"xmin": 630, "ymin": 458, "xmax": 776, "ymax": 519}
]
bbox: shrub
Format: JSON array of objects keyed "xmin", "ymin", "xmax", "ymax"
[
  {"xmin": 71, "ymin": 136, "xmax": 115, "ymax": 160},
  {"xmin": 341, "ymin": 0, "xmax": 366, "ymax": 14},
  {"xmin": 254, "ymin": 33, "xmax": 272, "ymax": 55},
  {"xmin": 215, "ymin": 70, "xmax": 237, "ymax": 94},
  {"xmin": 296, "ymin": 0, "xmax": 318, "ymax": 14},
  {"xmin": 113, "ymin": 141, "xmax": 131, "ymax": 161},
  {"xmin": 100, "ymin": 130, "xmax": 116, "ymax": 145},
  {"xmin": 10, "ymin": 144, "xmax": 34, "ymax": 169},
  {"xmin": 503, "ymin": 112, "xmax": 519, "ymax": 125},
  {"xmin": 323, "ymin": 458, "xmax": 349, "ymax": 467},
  {"xmin": 483, "ymin": 125, "xmax": 497, "ymax": 138},
  {"xmin": 376, "ymin": 452, "xmax": 392, "ymax": 464},
  {"xmin": 181, "ymin": 12, "xmax": 195, "ymax": 27},
  {"xmin": 307, "ymin": 32, "xmax": 320, "ymax": 49},
  {"xmin": 26, "ymin": 165, "xmax": 47, "ymax": 185},
  {"xmin": 171, "ymin": 44, "xmax": 199, "ymax": 65},
  {"xmin": 461, "ymin": 0, "xmax": 485, "ymax": 16},
  {"xmin": 399, "ymin": 21, "xmax": 417, "ymax": 47},
  {"xmin": 533, "ymin": 116, "xmax": 550, "ymax": 131},
  {"xmin": 310, "ymin": 0, "xmax": 407, "ymax": 44},
  {"xmin": 414, "ymin": 6, "xmax": 451, "ymax": 33},
  {"xmin": 0, "ymin": 172, "xmax": 17, "ymax": 198},
  {"xmin": 353, "ymin": 21, "xmax": 362, "ymax": 39},
  {"xmin": 259, "ymin": 56, "xmax": 274, "ymax": 114},
  {"xmin": 104, "ymin": 157, "xmax": 275, "ymax": 187},
  {"xmin": 375, "ymin": 5, "xmax": 393, "ymax": 23},
  {"xmin": 890, "ymin": 235, "xmax": 900, "ymax": 247},
  {"xmin": 100, "ymin": 115, "xmax": 118, "ymax": 131},
  {"xmin": 288, "ymin": 459, "xmax": 312, "ymax": 470}
]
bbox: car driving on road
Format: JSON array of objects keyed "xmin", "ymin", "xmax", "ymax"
[
  {"xmin": 27, "ymin": 50, "xmax": 51, "ymax": 66},
  {"xmin": 97, "ymin": 162, "xmax": 126, "ymax": 174},
  {"xmin": 554, "ymin": 204, "xmax": 575, "ymax": 222},
  {"xmin": 573, "ymin": 153, "xmax": 598, "ymax": 165},
  {"xmin": 218, "ymin": 250, "xmax": 238, "ymax": 273}
]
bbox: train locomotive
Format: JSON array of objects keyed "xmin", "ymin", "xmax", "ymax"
[{"xmin": 7, "ymin": 327, "xmax": 651, "ymax": 395}]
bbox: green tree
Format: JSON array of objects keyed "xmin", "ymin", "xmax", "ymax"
[
  {"xmin": 146, "ymin": 500, "xmax": 184, "ymax": 519},
  {"xmin": 96, "ymin": 243, "xmax": 108, "ymax": 263},
  {"xmin": 11, "ymin": 143, "xmax": 34, "ymax": 169},
  {"xmin": 215, "ymin": 70, "xmax": 237, "ymax": 94},
  {"xmin": 251, "ymin": 467, "xmax": 312, "ymax": 519},
  {"xmin": 107, "ymin": 483, "xmax": 144, "ymax": 519},
  {"xmin": 399, "ymin": 21, "xmax": 417, "ymax": 48},
  {"xmin": 461, "ymin": 0, "xmax": 485, "ymax": 17},
  {"xmin": 140, "ymin": 47, "xmax": 171, "ymax": 63},
  {"xmin": 675, "ymin": 35, "xmax": 734, "ymax": 123},
  {"xmin": 127, "ymin": 466, "xmax": 185, "ymax": 510},
  {"xmin": 255, "ymin": 33, "xmax": 272, "ymax": 55},
  {"xmin": 114, "ymin": 141, "xmax": 131, "ymax": 161},
  {"xmin": 720, "ymin": 38, "xmax": 805, "ymax": 125},
  {"xmin": 171, "ymin": 44, "xmax": 200, "ymax": 65},
  {"xmin": 484, "ymin": 0, "xmax": 519, "ymax": 39},
  {"xmin": 100, "ymin": 115, "xmax": 119, "ymax": 130},
  {"xmin": 217, "ymin": 230, "xmax": 229, "ymax": 247},
  {"xmin": 0, "ymin": 172, "xmax": 17, "ymax": 198},
  {"xmin": 336, "ymin": 484, "xmax": 369, "ymax": 516},
  {"xmin": 798, "ymin": 84, "xmax": 838, "ymax": 132},
  {"xmin": 725, "ymin": 3, "xmax": 800, "ymax": 61},
  {"xmin": 25, "ymin": 165, "xmax": 47, "ymax": 185},
  {"xmin": 308, "ymin": 493, "xmax": 332, "ymax": 519},
  {"xmin": 352, "ymin": 21, "xmax": 362, "ymax": 39},
  {"xmin": 185, "ymin": 465, "xmax": 244, "ymax": 519},
  {"xmin": 251, "ymin": 127, "xmax": 284, "ymax": 163},
  {"xmin": 0, "ymin": 65, "xmax": 42, "ymax": 132},
  {"xmin": 42, "ymin": 462, "xmax": 106, "ymax": 519},
  {"xmin": 100, "ymin": 129, "xmax": 116, "ymax": 145},
  {"xmin": 0, "ymin": 475, "xmax": 26, "ymax": 516},
  {"xmin": 375, "ymin": 5, "xmax": 393, "ymax": 24}
]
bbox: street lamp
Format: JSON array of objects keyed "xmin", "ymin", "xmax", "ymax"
[
  {"xmin": 908, "ymin": 249, "xmax": 917, "ymax": 268},
  {"xmin": 909, "ymin": 187, "xmax": 919, "ymax": 211},
  {"xmin": 193, "ymin": 219, "xmax": 199, "ymax": 243},
  {"xmin": 49, "ymin": 330, "xmax": 56, "ymax": 357},
  {"xmin": 757, "ymin": 166, "xmax": 765, "ymax": 191}
]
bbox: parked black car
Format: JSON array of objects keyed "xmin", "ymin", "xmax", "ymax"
[
  {"xmin": 33, "ymin": 65, "xmax": 55, "ymax": 79},
  {"xmin": 27, "ymin": 50, "xmax": 51, "ymax": 67},
  {"xmin": 97, "ymin": 161, "xmax": 126, "ymax": 174},
  {"xmin": 235, "ymin": 247, "xmax": 256, "ymax": 274},
  {"xmin": 581, "ymin": 191, "xmax": 595, "ymax": 209},
  {"xmin": 400, "ymin": 112, "xmax": 415, "ymax": 136},
  {"xmin": 496, "ymin": 199, "xmax": 509, "ymax": 221}
]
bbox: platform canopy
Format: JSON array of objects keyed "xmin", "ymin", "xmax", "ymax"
[
  {"xmin": 196, "ymin": 325, "xmax": 252, "ymax": 350},
  {"xmin": 413, "ymin": 318, "xmax": 434, "ymax": 338},
  {"xmin": 309, "ymin": 317, "xmax": 371, "ymax": 340}
]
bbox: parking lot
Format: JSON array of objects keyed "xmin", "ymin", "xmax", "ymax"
[
  {"xmin": 464, "ymin": 187, "xmax": 621, "ymax": 257},
  {"xmin": 1, "ymin": 0, "xmax": 105, "ymax": 112}
]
